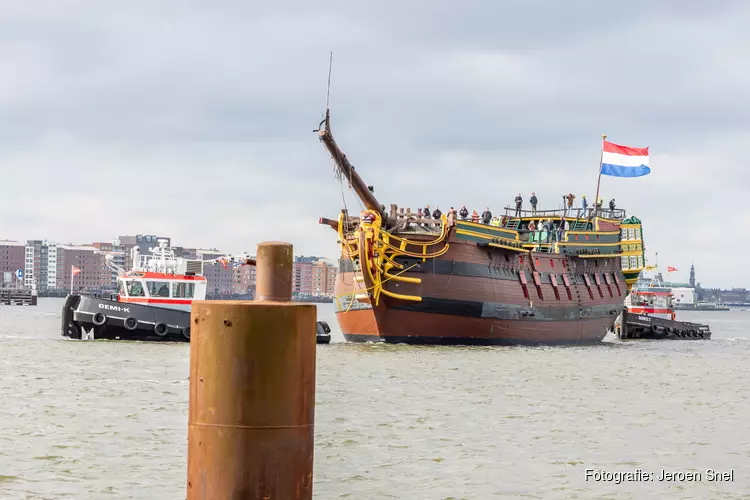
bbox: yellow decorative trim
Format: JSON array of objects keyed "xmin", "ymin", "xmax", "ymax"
[
  {"xmin": 558, "ymin": 241, "xmax": 622, "ymax": 247},
  {"xmin": 456, "ymin": 222, "xmax": 520, "ymax": 241},
  {"xmin": 456, "ymin": 228, "xmax": 519, "ymax": 243},
  {"xmin": 335, "ymin": 210, "xmax": 451, "ymax": 306},
  {"xmin": 566, "ymin": 230, "xmax": 620, "ymax": 236},
  {"xmin": 488, "ymin": 242, "xmax": 530, "ymax": 253}
]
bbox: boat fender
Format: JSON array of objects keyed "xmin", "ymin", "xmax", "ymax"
[
  {"xmin": 316, "ymin": 321, "xmax": 331, "ymax": 335},
  {"xmin": 154, "ymin": 322, "xmax": 168, "ymax": 336},
  {"xmin": 651, "ymin": 325, "xmax": 659, "ymax": 333},
  {"xmin": 92, "ymin": 312, "xmax": 107, "ymax": 326},
  {"xmin": 181, "ymin": 327, "xmax": 190, "ymax": 340},
  {"xmin": 123, "ymin": 317, "xmax": 138, "ymax": 331},
  {"xmin": 665, "ymin": 327, "xmax": 672, "ymax": 334}
]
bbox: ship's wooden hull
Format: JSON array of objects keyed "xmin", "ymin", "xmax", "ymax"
[{"xmin": 333, "ymin": 230, "xmax": 625, "ymax": 345}]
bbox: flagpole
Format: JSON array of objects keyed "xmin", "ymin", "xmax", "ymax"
[
  {"xmin": 593, "ymin": 134, "xmax": 606, "ymax": 218},
  {"xmin": 70, "ymin": 265, "xmax": 74, "ymax": 295}
]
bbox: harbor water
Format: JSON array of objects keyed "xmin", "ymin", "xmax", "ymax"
[{"xmin": 1, "ymin": 299, "xmax": 749, "ymax": 499}]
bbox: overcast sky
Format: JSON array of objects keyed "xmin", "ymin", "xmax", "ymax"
[{"xmin": 0, "ymin": 1, "xmax": 747, "ymax": 288}]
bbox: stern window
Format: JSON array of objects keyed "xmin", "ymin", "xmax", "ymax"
[{"xmin": 172, "ymin": 282, "xmax": 195, "ymax": 298}]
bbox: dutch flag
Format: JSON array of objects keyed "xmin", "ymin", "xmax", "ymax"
[{"xmin": 601, "ymin": 140, "xmax": 650, "ymax": 178}]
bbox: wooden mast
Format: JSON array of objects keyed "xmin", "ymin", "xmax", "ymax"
[{"xmin": 317, "ymin": 109, "xmax": 384, "ymax": 217}]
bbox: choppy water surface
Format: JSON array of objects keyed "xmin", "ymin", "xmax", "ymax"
[{"xmin": 1, "ymin": 299, "xmax": 749, "ymax": 499}]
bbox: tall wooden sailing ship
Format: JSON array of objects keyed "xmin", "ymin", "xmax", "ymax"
[{"xmin": 316, "ymin": 110, "xmax": 647, "ymax": 345}]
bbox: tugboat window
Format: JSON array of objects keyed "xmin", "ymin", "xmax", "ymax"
[
  {"xmin": 119, "ymin": 281, "xmax": 127, "ymax": 296},
  {"xmin": 147, "ymin": 281, "xmax": 171, "ymax": 297},
  {"xmin": 172, "ymin": 282, "xmax": 195, "ymax": 298},
  {"xmin": 127, "ymin": 280, "xmax": 145, "ymax": 297}
]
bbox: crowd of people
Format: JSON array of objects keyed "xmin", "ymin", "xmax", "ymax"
[
  {"xmin": 398, "ymin": 192, "xmax": 619, "ymax": 228},
  {"xmin": 385, "ymin": 192, "xmax": 624, "ymax": 247}
]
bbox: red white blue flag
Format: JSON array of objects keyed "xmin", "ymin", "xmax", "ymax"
[{"xmin": 601, "ymin": 140, "xmax": 650, "ymax": 178}]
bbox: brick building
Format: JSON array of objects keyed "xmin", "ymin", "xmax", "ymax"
[
  {"xmin": 233, "ymin": 263, "xmax": 256, "ymax": 295},
  {"xmin": 58, "ymin": 245, "xmax": 111, "ymax": 293},
  {"xmin": 293, "ymin": 256, "xmax": 337, "ymax": 297},
  {"xmin": 0, "ymin": 240, "xmax": 25, "ymax": 287},
  {"xmin": 312, "ymin": 260, "xmax": 337, "ymax": 296},
  {"xmin": 21, "ymin": 240, "xmax": 110, "ymax": 292}
]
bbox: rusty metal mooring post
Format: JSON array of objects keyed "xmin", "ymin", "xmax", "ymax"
[{"xmin": 187, "ymin": 241, "xmax": 316, "ymax": 499}]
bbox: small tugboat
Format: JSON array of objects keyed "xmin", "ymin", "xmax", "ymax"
[
  {"xmin": 61, "ymin": 239, "xmax": 332, "ymax": 344},
  {"xmin": 614, "ymin": 278, "xmax": 711, "ymax": 340}
]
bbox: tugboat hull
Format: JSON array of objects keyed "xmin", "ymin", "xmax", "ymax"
[
  {"xmin": 616, "ymin": 309, "xmax": 711, "ymax": 340},
  {"xmin": 62, "ymin": 294, "xmax": 332, "ymax": 343}
]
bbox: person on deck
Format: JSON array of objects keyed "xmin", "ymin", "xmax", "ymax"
[
  {"xmin": 446, "ymin": 207, "xmax": 456, "ymax": 228},
  {"xmin": 471, "ymin": 210, "xmax": 480, "ymax": 223},
  {"xmin": 432, "ymin": 206, "xmax": 442, "ymax": 219},
  {"xmin": 514, "ymin": 194, "xmax": 523, "ymax": 217},
  {"xmin": 566, "ymin": 193, "xmax": 576, "ymax": 214},
  {"xmin": 459, "ymin": 205, "xmax": 469, "ymax": 220},
  {"xmin": 544, "ymin": 219, "xmax": 552, "ymax": 243},
  {"xmin": 481, "ymin": 207, "xmax": 492, "ymax": 224},
  {"xmin": 423, "ymin": 205, "xmax": 431, "ymax": 218},
  {"xmin": 528, "ymin": 220, "xmax": 537, "ymax": 242},
  {"xmin": 530, "ymin": 192, "xmax": 538, "ymax": 215},
  {"xmin": 609, "ymin": 198, "xmax": 616, "ymax": 217},
  {"xmin": 581, "ymin": 195, "xmax": 588, "ymax": 217}
]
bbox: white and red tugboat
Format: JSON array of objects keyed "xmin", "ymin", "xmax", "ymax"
[
  {"xmin": 61, "ymin": 239, "xmax": 331, "ymax": 343},
  {"xmin": 614, "ymin": 279, "xmax": 711, "ymax": 340}
]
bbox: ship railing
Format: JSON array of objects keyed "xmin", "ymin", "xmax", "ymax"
[
  {"xmin": 386, "ymin": 204, "xmax": 447, "ymax": 229},
  {"xmin": 502, "ymin": 206, "xmax": 627, "ymax": 220},
  {"xmin": 339, "ymin": 206, "xmax": 444, "ymax": 236},
  {"xmin": 136, "ymin": 254, "xmax": 179, "ymax": 272},
  {"xmin": 590, "ymin": 207, "xmax": 627, "ymax": 219}
]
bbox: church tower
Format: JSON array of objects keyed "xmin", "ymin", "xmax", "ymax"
[{"xmin": 689, "ymin": 263, "xmax": 696, "ymax": 288}]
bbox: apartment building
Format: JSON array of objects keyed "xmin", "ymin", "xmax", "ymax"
[
  {"xmin": 22, "ymin": 240, "xmax": 110, "ymax": 292},
  {"xmin": 311, "ymin": 259, "xmax": 337, "ymax": 296},
  {"xmin": 293, "ymin": 256, "xmax": 337, "ymax": 297},
  {"xmin": 6, "ymin": 233, "xmax": 336, "ymax": 295},
  {"xmin": 58, "ymin": 245, "xmax": 111, "ymax": 293},
  {"xmin": 202, "ymin": 262, "xmax": 234, "ymax": 295},
  {"xmin": 24, "ymin": 240, "xmax": 57, "ymax": 290},
  {"xmin": 233, "ymin": 262, "xmax": 256, "ymax": 295},
  {"xmin": 0, "ymin": 240, "xmax": 26, "ymax": 287},
  {"xmin": 293, "ymin": 256, "xmax": 315, "ymax": 295}
]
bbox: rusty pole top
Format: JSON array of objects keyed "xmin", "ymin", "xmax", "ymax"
[{"xmin": 254, "ymin": 241, "xmax": 293, "ymax": 302}]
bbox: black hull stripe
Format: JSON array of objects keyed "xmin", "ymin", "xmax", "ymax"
[
  {"xmin": 343, "ymin": 334, "xmax": 606, "ymax": 346},
  {"xmin": 390, "ymin": 297, "xmax": 620, "ymax": 321}
]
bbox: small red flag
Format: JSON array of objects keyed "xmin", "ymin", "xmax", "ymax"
[
  {"xmin": 667, "ymin": 266, "xmax": 677, "ymax": 272},
  {"xmin": 71, "ymin": 266, "xmax": 82, "ymax": 276}
]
